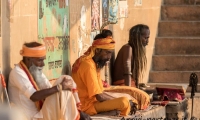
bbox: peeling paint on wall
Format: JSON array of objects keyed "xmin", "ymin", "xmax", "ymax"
[
  {"xmin": 77, "ymin": 36, "xmax": 83, "ymax": 57},
  {"xmin": 81, "ymin": 6, "xmax": 86, "ymax": 32},
  {"xmin": 77, "ymin": 4, "xmax": 91, "ymax": 57},
  {"xmin": 62, "ymin": 14, "xmax": 69, "ymax": 36}
]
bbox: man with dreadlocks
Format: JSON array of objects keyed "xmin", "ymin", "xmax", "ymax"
[{"xmin": 112, "ymin": 24, "xmax": 150, "ymax": 88}]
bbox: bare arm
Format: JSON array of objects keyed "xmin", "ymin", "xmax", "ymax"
[
  {"xmin": 30, "ymin": 77, "xmax": 73, "ymax": 102},
  {"xmin": 95, "ymin": 93, "xmax": 115, "ymax": 102},
  {"xmin": 122, "ymin": 45, "xmax": 132, "ymax": 86},
  {"xmin": 30, "ymin": 86, "xmax": 58, "ymax": 102}
]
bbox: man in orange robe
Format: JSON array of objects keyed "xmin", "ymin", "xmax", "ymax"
[{"xmin": 72, "ymin": 32, "xmax": 149, "ymax": 116}]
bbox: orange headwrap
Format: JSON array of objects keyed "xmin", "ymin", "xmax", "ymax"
[
  {"xmin": 20, "ymin": 44, "xmax": 46, "ymax": 57},
  {"xmin": 72, "ymin": 37, "xmax": 115, "ymax": 72}
]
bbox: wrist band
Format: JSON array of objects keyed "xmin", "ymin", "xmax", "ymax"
[{"xmin": 72, "ymin": 88, "xmax": 78, "ymax": 93}]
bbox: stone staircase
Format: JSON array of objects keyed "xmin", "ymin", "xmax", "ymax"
[
  {"xmin": 149, "ymin": 0, "xmax": 200, "ymax": 85},
  {"xmin": 148, "ymin": 0, "xmax": 200, "ymax": 118}
]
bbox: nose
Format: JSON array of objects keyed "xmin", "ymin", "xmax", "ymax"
[
  {"xmin": 107, "ymin": 53, "xmax": 112, "ymax": 60},
  {"xmin": 41, "ymin": 61, "xmax": 45, "ymax": 67}
]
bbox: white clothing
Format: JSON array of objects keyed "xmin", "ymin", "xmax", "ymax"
[
  {"xmin": 8, "ymin": 64, "xmax": 79, "ymax": 120},
  {"xmin": 39, "ymin": 76, "xmax": 79, "ymax": 120},
  {"xmin": 8, "ymin": 64, "xmax": 51, "ymax": 120}
]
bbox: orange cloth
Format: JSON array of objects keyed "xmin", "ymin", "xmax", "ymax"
[
  {"xmin": 72, "ymin": 59, "xmax": 104, "ymax": 115},
  {"xmin": 40, "ymin": 76, "xmax": 80, "ymax": 120},
  {"xmin": 94, "ymin": 97, "xmax": 131, "ymax": 116},
  {"xmin": 72, "ymin": 38, "xmax": 115, "ymax": 115},
  {"xmin": 20, "ymin": 44, "xmax": 46, "ymax": 57},
  {"xmin": 72, "ymin": 38, "xmax": 132, "ymax": 116},
  {"xmin": 104, "ymin": 86, "xmax": 150, "ymax": 110},
  {"xmin": 18, "ymin": 61, "xmax": 43, "ymax": 110},
  {"xmin": 72, "ymin": 37, "xmax": 115, "ymax": 73},
  {"xmin": 113, "ymin": 79, "xmax": 136, "ymax": 87}
]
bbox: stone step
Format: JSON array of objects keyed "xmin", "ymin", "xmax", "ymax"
[
  {"xmin": 152, "ymin": 55, "xmax": 200, "ymax": 71},
  {"xmin": 146, "ymin": 83, "xmax": 200, "ymax": 93},
  {"xmin": 158, "ymin": 21, "xmax": 200, "ymax": 37},
  {"xmin": 161, "ymin": 6, "xmax": 200, "ymax": 21},
  {"xmin": 163, "ymin": 0, "xmax": 200, "ymax": 5},
  {"xmin": 149, "ymin": 71, "xmax": 200, "ymax": 83},
  {"xmin": 155, "ymin": 37, "xmax": 200, "ymax": 55}
]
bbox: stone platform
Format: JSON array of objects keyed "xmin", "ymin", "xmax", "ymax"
[{"xmin": 91, "ymin": 105, "xmax": 166, "ymax": 120}]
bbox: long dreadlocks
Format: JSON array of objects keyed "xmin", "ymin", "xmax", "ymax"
[{"xmin": 128, "ymin": 24, "xmax": 149, "ymax": 87}]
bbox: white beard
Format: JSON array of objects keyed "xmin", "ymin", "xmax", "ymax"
[{"xmin": 29, "ymin": 63, "xmax": 46, "ymax": 89}]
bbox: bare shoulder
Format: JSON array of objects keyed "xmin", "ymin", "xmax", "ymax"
[{"xmin": 122, "ymin": 44, "xmax": 132, "ymax": 51}]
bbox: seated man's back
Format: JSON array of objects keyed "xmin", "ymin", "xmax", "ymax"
[{"xmin": 112, "ymin": 44, "xmax": 136, "ymax": 87}]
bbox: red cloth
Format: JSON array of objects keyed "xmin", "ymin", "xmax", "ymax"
[
  {"xmin": 102, "ymin": 80, "xmax": 110, "ymax": 88},
  {"xmin": 156, "ymin": 88, "xmax": 185, "ymax": 101}
]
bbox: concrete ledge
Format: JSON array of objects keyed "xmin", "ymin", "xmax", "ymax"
[
  {"xmin": 149, "ymin": 71, "xmax": 200, "ymax": 83},
  {"xmin": 91, "ymin": 105, "xmax": 166, "ymax": 120},
  {"xmin": 186, "ymin": 96, "xmax": 200, "ymax": 118}
]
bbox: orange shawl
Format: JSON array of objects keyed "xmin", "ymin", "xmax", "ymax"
[
  {"xmin": 72, "ymin": 37, "xmax": 115, "ymax": 73},
  {"xmin": 19, "ymin": 61, "xmax": 43, "ymax": 110}
]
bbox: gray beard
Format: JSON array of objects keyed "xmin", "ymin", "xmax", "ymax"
[{"xmin": 29, "ymin": 63, "xmax": 46, "ymax": 89}]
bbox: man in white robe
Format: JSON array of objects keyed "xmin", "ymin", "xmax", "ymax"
[{"xmin": 8, "ymin": 42, "xmax": 91, "ymax": 120}]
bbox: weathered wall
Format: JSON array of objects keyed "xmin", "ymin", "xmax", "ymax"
[
  {"xmin": 0, "ymin": 0, "xmax": 162, "ymax": 102},
  {"xmin": 0, "ymin": 0, "xmax": 38, "ymax": 103},
  {"xmin": 69, "ymin": 0, "xmax": 91, "ymax": 65},
  {"xmin": 113, "ymin": 0, "xmax": 162, "ymax": 83},
  {"xmin": 188, "ymin": 97, "xmax": 200, "ymax": 118},
  {"xmin": 1, "ymin": 0, "xmax": 11, "ymax": 103},
  {"xmin": 69, "ymin": 0, "xmax": 162, "ymax": 83},
  {"xmin": 9, "ymin": 0, "xmax": 38, "ymax": 68}
]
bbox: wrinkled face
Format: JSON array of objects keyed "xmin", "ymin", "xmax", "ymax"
[
  {"xmin": 29, "ymin": 56, "xmax": 46, "ymax": 69},
  {"xmin": 141, "ymin": 29, "xmax": 150, "ymax": 46},
  {"xmin": 96, "ymin": 49, "xmax": 114, "ymax": 69},
  {"xmin": 28, "ymin": 56, "xmax": 46, "ymax": 89}
]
